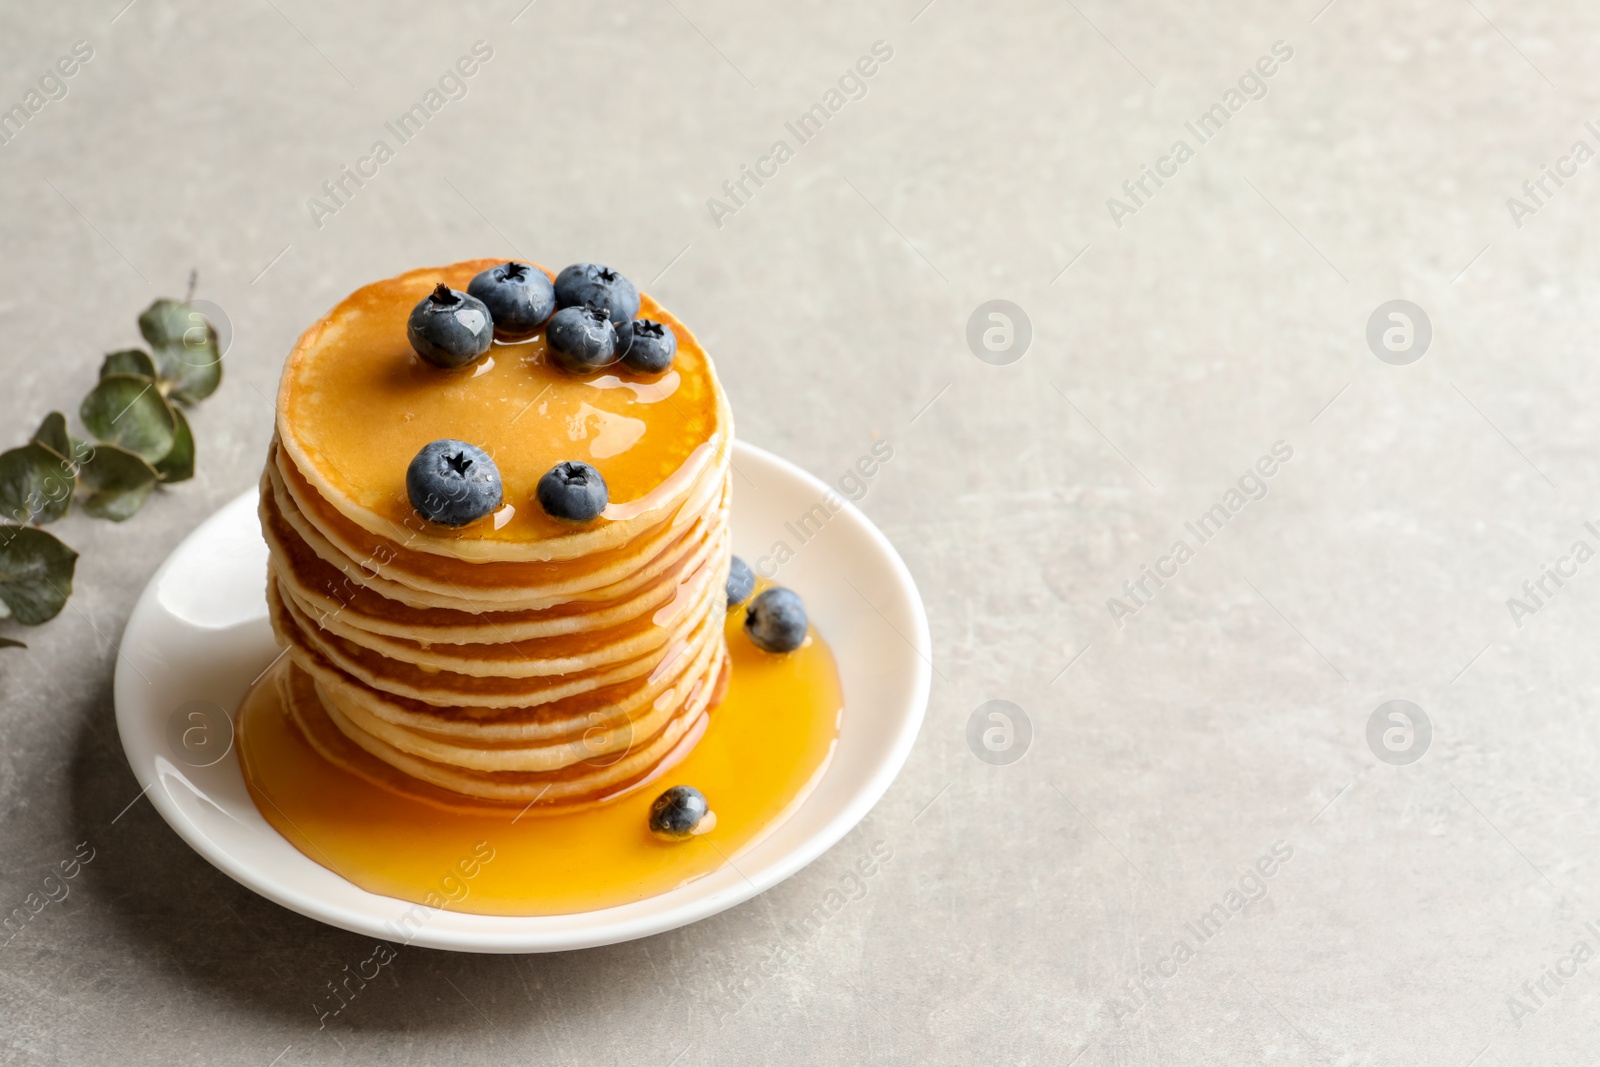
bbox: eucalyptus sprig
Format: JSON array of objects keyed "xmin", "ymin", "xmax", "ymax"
[{"xmin": 0, "ymin": 281, "xmax": 223, "ymax": 643}]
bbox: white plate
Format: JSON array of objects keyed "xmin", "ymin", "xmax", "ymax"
[{"xmin": 114, "ymin": 441, "xmax": 929, "ymax": 953}]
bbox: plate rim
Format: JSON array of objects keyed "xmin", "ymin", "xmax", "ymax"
[{"xmin": 114, "ymin": 439, "xmax": 930, "ymax": 952}]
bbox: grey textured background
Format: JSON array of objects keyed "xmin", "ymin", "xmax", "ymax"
[{"xmin": 2, "ymin": 0, "xmax": 1598, "ymax": 1063}]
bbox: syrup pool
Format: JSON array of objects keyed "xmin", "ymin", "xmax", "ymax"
[{"xmin": 236, "ymin": 604, "xmax": 842, "ymax": 917}]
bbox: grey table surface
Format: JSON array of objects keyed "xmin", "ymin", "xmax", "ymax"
[{"xmin": 3, "ymin": 0, "xmax": 1598, "ymax": 1063}]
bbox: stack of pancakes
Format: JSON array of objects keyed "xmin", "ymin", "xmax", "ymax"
[{"xmin": 260, "ymin": 260, "xmax": 733, "ymax": 810}]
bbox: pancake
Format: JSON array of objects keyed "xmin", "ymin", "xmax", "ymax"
[
  {"xmin": 318, "ymin": 626, "xmax": 723, "ymax": 772},
  {"xmin": 275, "ymin": 260, "xmax": 731, "ymax": 563},
  {"xmin": 279, "ymin": 660, "xmax": 722, "ymax": 809},
  {"xmin": 282, "ymin": 606, "xmax": 724, "ymax": 741},
  {"xmin": 266, "ymin": 438, "xmax": 731, "ymax": 608},
  {"xmin": 262, "ymin": 470, "xmax": 728, "ymax": 645},
  {"xmin": 280, "ymin": 537, "xmax": 728, "ymax": 678},
  {"xmin": 259, "ymin": 258, "xmax": 733, "ymax": 809},
  {"xmin": 268, "ymin": 566, "xmax": 725, "ymax": 707}
]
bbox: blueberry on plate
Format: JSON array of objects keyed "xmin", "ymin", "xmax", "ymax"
[
  {"xmin": 745, "ymin": 587, "xmax": 807, "ymax": 653},
  {"xmin": 545, "ymin": 306, "xmax": 618, "ymax": 373},
  {"xmin": 726, "ymin": 555, "xmax": 755, "ymax": 608},
  {"xmin": 407, "ymin": 283, "xmax": 493, "ymax": 368},
  {"xmin": 553, "ymin": 263, "xmax": 640, "ymax": 325},
  {"xmin": 649, "ymin": 785, "xmax": 715, "ymax": 840},
  {"xmin": 621, "ymin": 318, "xmax": 677, "ymax": 374},
  {"xmin": 467, "ymin": 262, "xmax": 555, "ymax": 341},
  {"xmin": 407, "ymin": 440, "xmax": 502, "ymax": 526},
  {"xmin": 537, "ymin": 460, "xmax": 608, "ymax": 522}
]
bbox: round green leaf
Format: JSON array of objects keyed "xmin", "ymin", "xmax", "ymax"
[
  {"xmin": 139, "ymin": 299, "xmax": 222, "ymax": 403},
  {"xmin": 137, "ymin": 298, "xmax": 189, "ymax": 348},
  {"xmin": 77, "ymin": 443, "xmax": 159, "ymax": 521},
  {"xmin": 101, "ymin": 349, "xmax": 158, "ymax": 381},
  {"xmin": 0, "ymin": 443, "xmax": 75, "ymax": 525},
  {"xmin": 0, "ymin": 525, "xmax": 78, "ymax": 624},
  {"xmin": 31, "ymin": 411, "xmax": 74, "ymax": 464},
  {"xmin": 80, "ymin": 373, "xmax": 175, "ymax": 463},
  {"xmin": 154, "ymin": 403, "xmax": 194, "ymax": 483}
]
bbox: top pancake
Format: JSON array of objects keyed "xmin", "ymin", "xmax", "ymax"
[{"xmin": 275, "ymin": 258, "xmax": 730, "ymax": 564}]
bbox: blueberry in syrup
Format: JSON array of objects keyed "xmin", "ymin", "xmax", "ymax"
[
  {"xmin": 649, "ymin": 785, "xmax": 714, "ymax": 839},
  {"xmin": 406, "ymin": 439, "xmax": 503, "ymax": 526},
  {"xmin": 621, "ymin": 318, "xmax": 677, "ymax": 374},
  {"xmin": 407, "ymin": 283, "xmax": 493, "ymax": 368},
  {"xmin": 467, "ymin": 261, "xmax": 555, "ymax": 341},
  {"xmin": 726, "ymin": 555, "xmax": 755, "ymax": 608},
  {"xmin": 536, "ymin": 460, "xmax": 608, "ymax": 522},
  {"xmin": 553, "ymin": 262, "xmax": 639, "ymax": 326},
  {"xmin": 545, "ymin": 305, "xmax": 618, "ymax": 373},
  {"xmin": 744, "ymin": 587, "xmax": 807, "ymax": 653}
]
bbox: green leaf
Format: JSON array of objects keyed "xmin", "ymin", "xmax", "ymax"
[
  {"xmin": 0, "ymin": 525, "xmax": 78, "ymax": 624},
  {"xmin": 80, "ymin": 373, "xmax": 175, "ymax": 464},
  {"xmin": 77, "ymin": 443, "xmax": 159, "ymax": 521},
  {"xmin": 100, "ymin": 349, "xmax": 158, "ymax": 381},
  {"xmin": 154, "ymin": 403, "xmax": 194, "ymax": 483},
  {"xmin": 138, "ymin": 299, "xmax": 222, "ymax": 403},
  {"xmin": 0, "ymin": 637, "xmax": 26, "ymax": 649},
  {"xmin": 31, "ymin": 411, "xmax": 74, "ymax": 465},
  {"xmin": 29, "ymin": 412, "xmax": 90, "ymax": 494},
  {"xmin": 0, "ymin": 444, "xmax": 75, "ymax": 525}
]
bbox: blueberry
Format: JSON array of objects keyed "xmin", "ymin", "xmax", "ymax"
[
  {"xmin": 726, "ymin": 555, "xmax": 755, "ymax": 608},
  {"xmin": 744, "ymin": 587, "xmax": 807, "ymax": 653},
  {"xmin": 467, "ymin": 262, "xmax": 555, "ymax": 341},
  {"xmin": 537, "ymin": 460, "xmax": 608, "ymax": 522},
  {"xmin": 621, "ymin": 318, "xmax": 678, "ymax": 374},
  {"xmin": 545, "ymin": 306, "xmax": 618, "ymax": 373},
  {"xmin": 553, "ymin": 263, "xmax": 639, "ymax": 325},
  {"xmin": 648, "ymin": 785, "xmax": 714, "ymax": 840},
  {"xmin": 407, "ymin": 283, "xmax": 493, "ymax": 368},
  {"xmin": 406, "ymin": 440, "xmax": 502, "ymax": 526}
]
